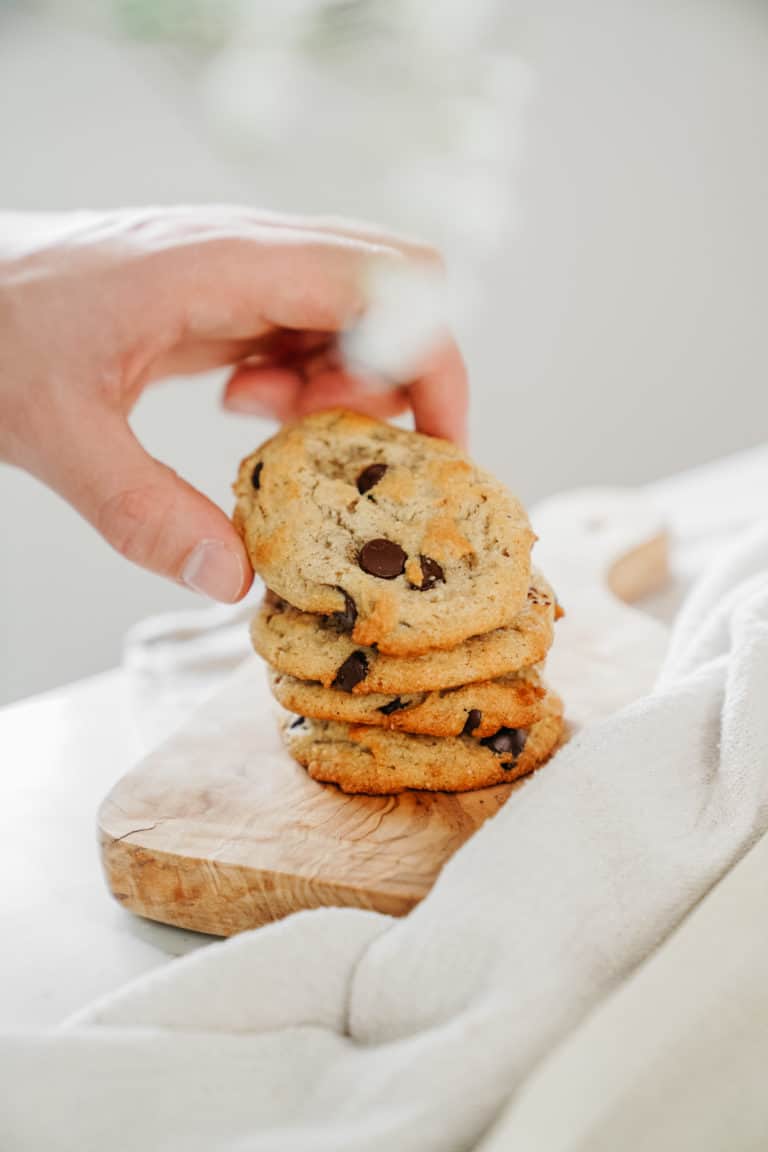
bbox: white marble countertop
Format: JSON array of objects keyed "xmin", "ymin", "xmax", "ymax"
[{"xmin": 0, "ymin": 671, "xmax": 209, "ymax": 1031}]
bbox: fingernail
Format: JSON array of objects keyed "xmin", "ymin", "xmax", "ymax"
[
  {"xmin": 224, "ymin": 394, "xmax": 274, "ymax": 416},
  {"xmin": 182, "ymin": 540, "xmax": 245, "ymax": 602}
]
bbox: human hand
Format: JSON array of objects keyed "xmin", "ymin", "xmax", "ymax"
[{"xmin": 0, "ymin": 208, "xmax": 467, "ymax": 602}]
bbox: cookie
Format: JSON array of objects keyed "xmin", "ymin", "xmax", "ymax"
[
  {"xmin": 233, "ymin": 410, "xmax": 534, "ymax": 655},
  {"xmin": 281, "ymin": 692, "xmax": 564, "ymax": 794},
  {"xmin": 251, "ymin": 573, "xmax": 557, "ymax": 695},
  {"xmin": 269, "ymin": 665, "xmax": 548, "ymax": 739}
]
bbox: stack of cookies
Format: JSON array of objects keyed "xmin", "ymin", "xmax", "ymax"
[{"xmin": 233, "ymin": 410, "xmax": 564, "ymax": 795}]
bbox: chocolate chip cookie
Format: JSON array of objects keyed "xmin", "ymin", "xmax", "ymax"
[
  {"xmin": 269, "ymin": 665, "xmax": 549, "ymax": 738},
  {"xmin": 251, "ymin": 573, "xmax": 557, "ymax": 695},
  {"xmin": 233, "ymin": 410, "xmax": 534, "ymax": 655},
  {"xmin": 281, "ymin": 691, "xmax": 564, "ymax": 794}
]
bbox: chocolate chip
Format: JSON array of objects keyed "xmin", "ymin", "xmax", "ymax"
[
  {"xmin": 289, "ymin": 715, "xmax": 305, "ymax": 729},
  {"xmin": 462, "ymin": 708, "xmax": 482, "ymax": 735},
  {"xmin": 359, "ymin": 538, "xmax": 406, "ymax": 579},
  {"xmin": 330, "ymin": 590, "xmax": 357, "ymax": 631},
  {"xmin": 378, "ymin": 697, "xmax": 408, "ymax": 715},
  {"xmin": 413, "ymin": 555, "xmax": 445, "ymax": 591},
  {"xmin": 481, "ymin": 727, "xmax": 528, "ymax": 758},
  {"xmin": 356, "ymin": 463, "xmax": 387, "ymax": 494},
  {"xmin": 333, "ymin": 651, "xmax": 369, "ymax": 692},
  {"xmin": 501, "ymin": 762, "xmax": 516, "ymax": 772},
  {"xmin": 251, "ymin": 461, "xmax": 263, "ymax": 489}
]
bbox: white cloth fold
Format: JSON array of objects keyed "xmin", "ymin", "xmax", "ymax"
[
  {"xmin": 479, "ymin": 796, "xmax": 768, "ymax": 1151},
  {"xmin": 2, "ymin": 492, "xmax": 768, "ymax": 1149}
]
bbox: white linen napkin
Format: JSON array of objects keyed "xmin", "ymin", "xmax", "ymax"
[
  {"xmin": 1, "ymin": 501, "xmax": 767, "ymax": 1150},
  {"xmin": 479, "ymin": 792, "xmax": 768, "ymax": 1151}
]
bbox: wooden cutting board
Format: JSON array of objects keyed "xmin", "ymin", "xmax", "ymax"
[{"xmin": 99, "ymin": 489, "xmax": 669, "ymax": 936}]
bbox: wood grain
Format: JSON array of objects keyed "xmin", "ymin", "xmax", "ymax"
[
  {"xmin": 100, "ymin": 679, "xmax": 513, "ymax": 933},
  {"xmin": 99, "ymin": 487, "xmax": 669, "ymax": 936}
]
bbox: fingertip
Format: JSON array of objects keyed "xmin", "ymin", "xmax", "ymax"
[
  {"xmin": 409, "ymin": 337, "xmax": 469, "ymax": 445},
  {"xmin": 222, "ymin": 366, "xmax": 302, "ymax": 420},
  {"xmin": 181, "ymin": 533, "xmax": 253, "ymax": 603}
]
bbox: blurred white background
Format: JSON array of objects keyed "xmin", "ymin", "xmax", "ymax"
[{"xmin": 1, "ymin": 0, "xmax": 767, "ymax": 704}]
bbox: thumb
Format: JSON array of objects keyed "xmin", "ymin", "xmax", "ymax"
[{"xmin": 47, "ymin": 409, "xmax": 252, "ymax": 602}]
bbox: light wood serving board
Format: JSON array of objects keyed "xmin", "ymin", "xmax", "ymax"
[{"xmin": 99, "ymin": 489, "xmax": 670, "ymax": 936}]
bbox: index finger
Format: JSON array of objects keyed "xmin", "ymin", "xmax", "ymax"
[
  {"xmin": 144, "ymin": 221, "xmax": 423, "ymax": 339},
  {"xmin": 132, "ymin": 204, "xmax": 441, "ymax": 264},
  {"xmin": 244, "ymin": 210, "xmax": 442, "ymax": 266}
]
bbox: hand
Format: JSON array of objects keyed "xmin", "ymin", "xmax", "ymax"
[{"xmin": 0, "ymin": 208, "xmax": 467, "ymax": 602}]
